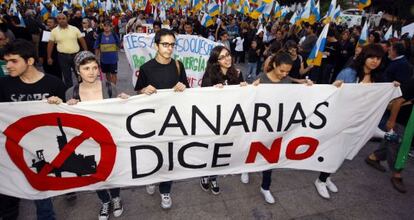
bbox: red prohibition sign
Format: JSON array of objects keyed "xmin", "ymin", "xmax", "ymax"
[{"xmin": 4, "ymin": 113, "xmax": 116, "ymax": 191}]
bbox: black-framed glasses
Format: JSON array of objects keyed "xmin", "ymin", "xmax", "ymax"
[
  {"xmin": 218, "ymin": 53, "xmax": 231, "ymax": 60},
  {"xmin": 159, "ymin": 42, "xmax": 176, "ymax": 48}
]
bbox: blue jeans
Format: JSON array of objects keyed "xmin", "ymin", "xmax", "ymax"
[
  {"xmin": 34, "ymin": 198, "xmax": 55, "ymax": 220},
  {"xmin": 96, "ymin": 188, "xmax": 120, "ymax": 203},
  {"xmin": 247, "ymin": 62, "xmax": 257, "ymax": 79}
]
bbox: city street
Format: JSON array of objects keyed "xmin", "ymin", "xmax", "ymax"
[{"xmin": 18, "ymin": 52, "xmax": 414, "ymax": 220}]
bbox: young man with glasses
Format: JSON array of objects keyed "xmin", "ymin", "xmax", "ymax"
[{"xmin": 134, "ymin": 28, "xmax": 189, "ymax": 209}]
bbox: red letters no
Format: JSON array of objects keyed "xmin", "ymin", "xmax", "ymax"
[
  {"xmin": 286, "ymin": 137, "xmax": 319, "ymax": 160},
  {"xmin": 245, "ymin": 138, "xmax": 282, "ymax": 164},
  {"xmin": 245, "ymin": 137, "xmax": 319, "ymax": 164}
]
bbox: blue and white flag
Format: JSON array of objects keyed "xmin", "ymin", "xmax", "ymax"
[
  {"xmin": 307, "ymin": 23, "xmax": 329, "ymax": 66},
  {"xmin": 358, "ymin": 20, "xmax": 369, "ymax": 46}
]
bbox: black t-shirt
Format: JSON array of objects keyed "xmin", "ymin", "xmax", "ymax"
[
  {"xmin": 288, "ymin": 55, "xmax": 303, "ymax": 80},
  {"xmin": 324, "ymin": 41, "xmax": 340, "ymax": 65},
  {"xmin": 248, "ymin": 48, "xmax": 259, "ymax": 63},
  {"xmin": 401, "ymin": 79, "xmax": 414, "ymax": 101},
  {"xmin": 134, "ymin": 58, "xmax": 189, "ymax": 91},
  {"xmin": 0, "ymin": 74, "xmax": 66, "ymax": 102},
  {"xmin": 9, "ymin": 26, "xmax": 32, "ymax": 41}
]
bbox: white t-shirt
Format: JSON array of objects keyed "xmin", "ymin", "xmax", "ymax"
[{"xmin": 233, "ymin": 37, "xmax": 244, "ymax": 52}]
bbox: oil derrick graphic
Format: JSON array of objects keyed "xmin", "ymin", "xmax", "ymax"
[{"xmin": 31, "ymin": 118, "xmax": 97, "ymax": 177}]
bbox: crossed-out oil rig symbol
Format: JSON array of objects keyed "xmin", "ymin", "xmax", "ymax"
[{"xmin": 31, "ymin": 118, "xmax": 97, "ymax": 177}]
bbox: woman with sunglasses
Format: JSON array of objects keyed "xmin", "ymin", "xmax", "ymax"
[{"xmin": 199, "ymin": 45, "xmax": 246, "ymax": 195}]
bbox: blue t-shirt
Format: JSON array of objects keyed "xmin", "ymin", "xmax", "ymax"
[
  {"xmin": 94, "ymin": 33, "xmax": 119, "ymax": 64},
  {"xmin": 336, "ymin": 67, "xmax": 358, "ymax": 83}
]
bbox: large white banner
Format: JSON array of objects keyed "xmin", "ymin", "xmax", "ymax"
[
  {"xmin": 0, "ymin": 84, "xmax": 400, "ymax": 199},
  {"xmin": 124, "ymin": 33, "xmax": 221, "ymax": 88}
]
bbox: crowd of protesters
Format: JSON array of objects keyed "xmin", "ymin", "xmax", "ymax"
[{"xmin": 0, "ymin": 2, "xmax": 414, "ymax": 220}]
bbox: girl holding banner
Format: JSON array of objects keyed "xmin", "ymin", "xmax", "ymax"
[
  {"xmin": 200, "ymin": 45, "xmax": 246, "ymax": 195},
  {"xmin": 318, "ymin": 44, "xmax": 400, "ymax": 200},
  {"xmin": 251, "ymin": 51, "xmax": 313, "ymax": 204},
  {"xmin": 49, "ymin": 51, "xmax": 129, "ymax": 220}
]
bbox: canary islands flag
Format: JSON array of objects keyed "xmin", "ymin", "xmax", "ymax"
[
  {"xmin": 193, "ymin": 0, "xmax": 203, "ymax": 12},
  {"xmin": 307, "ymin": 23, "xmax": 329, "ymax": 66},
  {"xmin": 274, "ymin": 1, "xmax": 282, "ymax": 18},
  {"xmin": 51, "ymin": 3, "xmax": 59, "ymax": 18},
  {"xmin": 208, "ymin": 1, "xmax": 219, "ymax": 16},
  {"xmin": 39, "ymin": 2, "xmax": 49, "ymax": 21},
  {"xmin": 201, "ymin": 13, "xmax": 214, "ymax": 27},
  {"xmin": 358, "ymin": 20, "xmax": 369, "ymax": 46},
  {"xmin": 358, "ymin": 0, "xmax": 371, "ymax": 10},
  {"xmin": 250, "ymin": 3, "xmax": 265, "ymax": 19}
]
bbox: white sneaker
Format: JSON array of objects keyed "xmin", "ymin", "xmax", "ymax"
[
  {"xmin": 314, "ymin": 179, "xmax": 330, "ymax": 199},
  {"xmin": 146, "ymin": 184, "xmax": 155, "ymax": 195},
  {"xmin": 111, "ymin": 197, "xmax": 123, "ymax": 217},
  {"xmin": 98, "ymin": 202, "xmax": 110, "ymax": 220},
  {"xmin": 260, "ymin": 187, "xmax": 275, "ymax": 204},
  {"xmin": 160, "ymin": 193, "xmax": 172, "ymax": 209},
  {"xmin": 241, "ymin": 173, "xmax": 249, "ymax": 184},
  {"xmin": 326, "ymin": 177, "xmax": 338, "ymax": 193}
]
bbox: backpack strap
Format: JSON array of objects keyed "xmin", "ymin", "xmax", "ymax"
[
  {"xmin": 112, "ymin": 31, "xmax": 120, "ymax": 47},
  {"xmin": 175, "ymin": 59, "xmax": 181, "ymax": 77},
  {"xmin": 72, "ymin": 84, "xmax": 80, "ymax": 100},
  {"xmin": 105, "ymin": 81, "xmax": 113, "ymax": 98}
]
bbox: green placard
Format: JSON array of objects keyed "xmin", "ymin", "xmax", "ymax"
[
  {"xmin": 0, "ymin": 60, "xmax": 7, "ymax": 77},
  {"xmin": 395, "ymin": 106, "xmax": 414, "ymax": 170}
]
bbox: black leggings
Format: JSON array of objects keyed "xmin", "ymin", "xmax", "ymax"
[
  {"xmin": 261, "ymin": 170, "xmax": 272, "ymax": 190},
  {"xmin": 319, "ymin": 172, "xmax": 331, "ymax": 182}
]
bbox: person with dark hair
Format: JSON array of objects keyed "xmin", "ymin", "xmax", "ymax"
[
  {"xmin": 47, "ymin": 13, "xmax": 88, "ymax": 88},
  {"xmin": 314, "ymin": 44, "xmax": 397, "ymax": 200},
  {"xmin": 246, "ymin": 40, "xmax": 260, "ymax": 80},
  {"xmin": 365, "ymin": 78, "xmax": 414, "ymax": 193},
  {"xmin": 283, "ymin": 40, "xmax": 313, "ymax": 83},
  {"xmin": 368, "ymin": 31, "xmax": 381, "ymax": 44},
  {"xmin": 134, "ymin": 28, "xmax": 189, "ymax": 209},
  {"xmin": 383, "ymin": 42, "xmax": 412, "ymax": 83},
  {"xmin": 337, "ymin": 29, "xmax": 354, "ymax": 74},
  {"xmin": 335, "ymin": 43, "xmax": 385, "ymax": 83},
  {"xmin": 0, "ymin": 39, "xmax": 66, "ymax": 220},
  {"xmin": 246, "ymin": 51, "xmax": 311, "ymax": 204},
  {"xmin": 38, "ymin": 17, "xmax": 62, "ymax": 80},
  {"xmin": 94, "ymin": 20, "xmax": 120, "ymax": 85},
  {"xmin": 81, "ymin": 18, "xmax": 97, "ymax": 54},
  {"xmin": 319, "ymin": 28, "xmax": 340, "ymax": 84},
  {"xmin": 299, "ymin": 24, "xmax": 317, "ymax": 60},
  {"xmin": 200, "ymin": 45, "xmax": 245, "ymax": 195},
  {"xmin": 255, "ymin": 30, "xmax": 265, "ymax": 75},
  {"xmin": 9, "ymin": 15, "xmax": 32, "ymax": 41},
  {"xmin": 69, "ymin": 9, "xmax": 83, "ymax": 30},
  {"xmin": 184, "ymin": 22, "xmax": 197, "ymax": 35},
  {"xmin": 153, "ymin": 21, "xmax": 162, "ymax": 34},
  {"xmin": 49, "ymin": 51, "xmax": 128, "ymax": 220},
  {"xmin": 262, "ymin": 40, "xmax": 283, "ymax": 74},
  {"xmin": 218, "ymin": 31, "xmax": 230, "ymax": 50}
]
